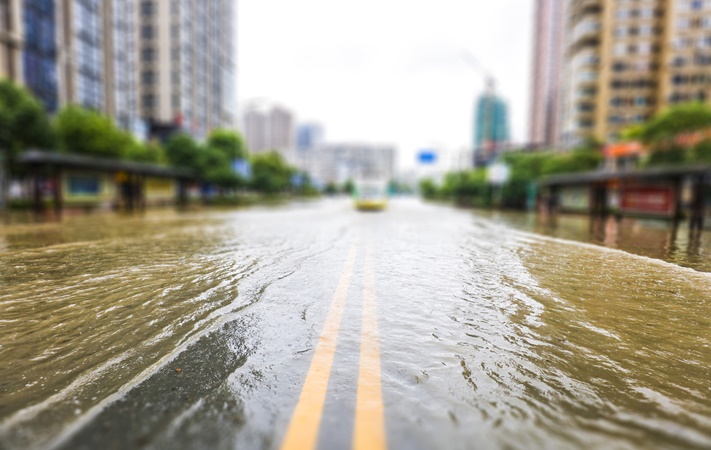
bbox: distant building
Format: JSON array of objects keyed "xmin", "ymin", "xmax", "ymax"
[
  {"xmin": 242, "ymin": 103, "xmax": 295, "ymax": 154},
  {"xmin": 529, "ymin": 0, "xmax": 566, "ymax": 148},
  {"xmin": 270, "ymin": 106, "xmax": 295, "ymax": 151},
  {"xmin": 304, "ymin": 143, "xmax": 396, "ymax": 186},
  {"xmin": 474, "ymin": 94, "xmax": 510, "ymax": 161},
  {"xmin": 296, "ymin": 123, "xmax": 324, "ymax": 151},
  {"xmin": 243, "ymin": 107, "xmax": 269, "ymax": 154}
]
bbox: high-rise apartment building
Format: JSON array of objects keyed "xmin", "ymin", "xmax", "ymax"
[
  {"xmin": 105, "ymin": 0, "xmax": 139, "ymax": 132},
  {"xmin": 2, "ymin": 0, "xmax": 139, "ymax": 123},
  {"xmin": 1, "ymin": 0, "xmax": 60, "ymax": 111},
  {"xmin": 529, "ymin": 0, "xmax": 567, "ymax": 147},
  {"xmin": 137, "ymin": 0, "xmax": 236, "ymax": 139},
  {"xmin": 0, "ymin": 0, "xmax": 22, "ymax": 82},
  {"xmin": 270, "ymin": 106, "xmax": 294, "ymax": 151},
  {"xmin": 58, "ymin": 0, "xmax": 106, "ymax": 111},
  {"xmin": 559, "ymin": 0, "xmax": 711, "ymax": 147},
  {"xmin": 243, "ymin": 107, "xmax": 269, "ymax": 154},
  {"xmin": 242, "ymin": 103, "xmax": 295, "ymax": 153}
]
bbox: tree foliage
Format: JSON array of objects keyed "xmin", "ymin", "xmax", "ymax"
[
  {"xmin": 419, "ymin": 178, "xmax": 439, "ymax": 199},
  {"xmin": 641, "ymin": 103, "xmax": 711, "ymax": 144},
  {"xmin": 249, "ymin": 152, "xmax": 294, "ymax": 194},
  {"xmin": 122, "ymin": 140, "xmax": 167, "ymax": 164},
  {"xmin": 201, "ymin": 146, "xmax": 243, "ymax": 188},
  {"xmin": 55, "ymin": 106, "xmax": 135, "ymax": 158},
  {"xmin": 540, "ymin": 148, "xmax": 602, "ymax": 176},
  {"xmin": 341, "ymin": 179, "xmax": 355, "ymax": 195},
  {"xmin": 165, "ymin": 133, "xmax": 202, "ymax": 170},
  {"xmin": 691, "ymin": 139, "xmax": 711, "ymax": 164},
  {"xmin": 0, "ymin": 80, "xmax": 55, "ymax": 160},
  {"xmin": 207, "ymin": 129, "xmax": 248, "ymax": 160},
  {"xmin": 422, "ymin": 147, "xmax": 603, "ymax": 207}
]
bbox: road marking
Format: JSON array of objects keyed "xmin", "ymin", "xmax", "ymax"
[
  {"xmin": 281, "ymin": 245, "xmax": 357, "ymax": 450},
  {"xmin": 353, "ymin": 243, "xmax": 387, "ymax": 450}
]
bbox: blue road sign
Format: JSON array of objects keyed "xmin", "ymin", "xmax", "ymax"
[{"xmin": 418, "ymin": 150, "xmax": 437, "ymax": 164}]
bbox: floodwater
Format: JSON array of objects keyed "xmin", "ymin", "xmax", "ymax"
[{"xmin": 0, "ymin": 198, "xmax": 709, "ymax": 450}]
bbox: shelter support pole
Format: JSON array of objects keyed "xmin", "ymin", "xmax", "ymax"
[
  {"xmin": 53, "ymin": 166, "xmax": 62, "ymax": 214},
  {"xmin": 32, "ymin": 164, "xmax": 42, "ymax": 212},
  {"xmin": 690, "ymin": 175, "xmax": 706, "ymax": 231},
  {"xmin": 672, "ymin": 176, "xmax": 683, "ymax": 222}
]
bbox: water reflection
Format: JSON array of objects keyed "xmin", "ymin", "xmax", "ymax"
[{"xmin": 487, "ymin": 211, "xmax": 710, "ymax": 272}]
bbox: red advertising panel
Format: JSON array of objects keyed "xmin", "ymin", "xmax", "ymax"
[{"xmin": 620, "ymin": 186, "xmax": 674, "ymax": 216}]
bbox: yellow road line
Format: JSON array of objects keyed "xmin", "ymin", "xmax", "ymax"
[
  {"xmin": 281, "ymin": 245, "xmax": 357, "ymax": 450},
  {"xmin": 353, "ymin": 243, "xmax": 387, "ymax": 450}
]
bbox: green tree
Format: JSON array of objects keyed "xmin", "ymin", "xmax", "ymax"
[
  {"xmin": 55, "ymin": 105, "xmax": 133, "ymax": 158},
  {"xmin": 207, "ymin": 129, "xmax": 248, "ymax": 160},
  {"xmin": 201, "ymin": 146, "xmax": 241, "ymax": 189},
  {"xmin": 439, "ymin": 169, "xmax": 491, "ymax": 206},
  {"xmin": 645, "ymin": 145, "xmax": 689, "ymax": 167},
  {"xmin": 642, "ymin": 103, "xmax": 711, "ymax": 145},
  {"xmin": 342, "ymin": 179, "xmax": 355, "ymax": 195},
  {"xmin": 0, "ymin": 80, "xmax": 55, "ymax": 171},
  {"xmin": 323, "ymin": 182, "xmax": 339, "ymax": 195},
  {"xmin": 540, "ymin": 148, "xmax": 602, "ymax": 176},
  {"xmin": 164, "ymin": 133, "xmax": 202, "ymax": 170},
  {"xmin": 691, "ymin": 139, "xmax": 711, "ymax": 164},
  {"xmin": 250, "ymin": 152, "xmax": 294, "ymax": 194},
  {"xmin": 123, "ymin": 140, "xmax": 167, "ymax": 164},
  {"xmin": 419, "ymin": 178, "xmax": 439, "ymax": 199}
]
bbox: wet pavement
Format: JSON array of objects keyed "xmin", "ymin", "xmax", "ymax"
[{"xmin": 1, "ymin": 198, "xmax": 710, "ymax": 450}]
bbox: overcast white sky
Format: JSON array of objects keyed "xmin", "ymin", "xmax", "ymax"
[{"xmin": 237, "ymin": 0, "xmax": 534, "ymax": 169}]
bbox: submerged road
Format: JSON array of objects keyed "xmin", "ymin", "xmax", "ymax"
[{"xmin": 1, "ymin": 199, "xmax": 710, "ymax": 450}]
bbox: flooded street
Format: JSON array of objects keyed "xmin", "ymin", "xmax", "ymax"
[{"xmin": 1, "ymin": 199, "xmax": 710, "ymax": 450}]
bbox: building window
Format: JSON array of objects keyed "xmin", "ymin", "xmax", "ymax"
[
  {"xmin": 141, "ymin": 25, "xmax": 154, "ymax": 39},
  {"xmin": 141, "ymin": 47, "xmax": 155, "ymax": 62},
  {"xmin": 141, "ymin": 1, "xmax": 154, "ymax": 16},
  {"xmin": 142, "ymin": 71, "xmax": 155, "ymax": 84},
  {"xmin": 142, "ymin": 94, "xmax": 155, "ymax": 108}
]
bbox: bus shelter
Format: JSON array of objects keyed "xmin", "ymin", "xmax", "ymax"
[{"xmin": 17, "ymin": 150, "xmax": 195, "ymax": 211}]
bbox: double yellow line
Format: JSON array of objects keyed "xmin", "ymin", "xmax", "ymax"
[{"xmin": 281, "ymin": 243, "xmax": 386, "ymax": 450}]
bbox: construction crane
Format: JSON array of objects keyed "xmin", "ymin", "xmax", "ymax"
[
  {"xmin": 460, "ymin": 50, "xmax": 500, "ymax": 162},
  {"xmin": 460, "ymin": 50, "xmax": 497, "ymax": 96}
]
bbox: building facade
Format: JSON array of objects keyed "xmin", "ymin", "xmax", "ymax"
[
  {"xmin": 559, "ymin": 0, "xmax": 711, "ymax": 147},
  {"xmin": 0, "ymin": 0, "xmax": 23, "ymax": 82},
  {"xmin": 0, "ymin": 0, "xmax": 60, "ymax": 111},
  {"xmin": 104, "ymin": 0, "xmax": 139, "ymax": 132},
  {"xmin": 137, "ymin": 0, "xmax": 236, "ymax": 139},
  {"xmin": 529, "ymin": 0, "xmax": 567, "ymax": 147},
  {"xmin": 58, "ymin": 0, "xmax": 106, "ymax": 111},
  {"xmin": 2, "ymin": 0, "xmax": 236, "ymax": 138}
]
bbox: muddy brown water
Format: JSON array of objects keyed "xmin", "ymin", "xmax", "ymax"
[{"xmin": 1, "ymin": 199, "xmax": 709, "ymax": 449}]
